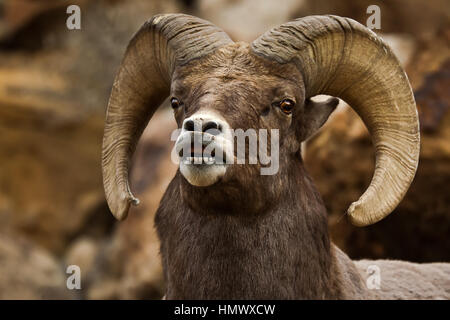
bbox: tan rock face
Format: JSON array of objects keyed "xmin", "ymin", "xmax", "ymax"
[{"xmin": 0, "ymin": 108, "xmax": 105, "ymax": 252}]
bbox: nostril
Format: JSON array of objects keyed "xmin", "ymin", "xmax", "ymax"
[
  {"xmin": 184, "ymin": 119, "xmax": 195, "ymax": 132},
  {"xmin": 203, "ymin": 121, "xmax": 220, "ymax": 134}
]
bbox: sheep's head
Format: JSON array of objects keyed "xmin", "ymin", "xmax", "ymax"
[
  {"xmin": 102, "ymin": 14, "xmax": 420, "ymax": 226},
  {"xmin": 169, "ymin": 44, "xmax": 339, "ymax": 213}
]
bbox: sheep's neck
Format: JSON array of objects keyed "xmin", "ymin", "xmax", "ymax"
[{"xmin": 157, "ymin": 167, "xmax": 351, "ymax": 299}]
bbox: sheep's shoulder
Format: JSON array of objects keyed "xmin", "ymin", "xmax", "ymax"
[{"xmin": 355, "ymin": 259, "xmax": 450, "ymax": 299}]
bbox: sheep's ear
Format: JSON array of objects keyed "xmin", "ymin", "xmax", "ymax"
[{"xmin": 300, "ymin": 97, "xmax": 339, "ymax": 141}]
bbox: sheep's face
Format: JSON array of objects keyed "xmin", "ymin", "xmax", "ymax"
[{"xmin": 171, "ymin": 43, "xmax": 337, "ymax": 210}]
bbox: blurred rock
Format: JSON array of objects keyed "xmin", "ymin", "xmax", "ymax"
[
  {"xmin": 65, "ymin": 236, "xmax": 99, "ymax": 285},
  {"xmin": 415, "ymin": 59, "xmax": 450, "ymax": 133},
  {"xmin": 1, "ymin": 0, "xmax": 180, "ymax": 112},
  {"xmin": 380, "ymin": 33, "xmax": 416, "ymax": 67},
  {"xmin": 0, "ymin": 233, "xmax": 77, "ymax": 299},
  {"xmin": 0, "ymin": 103, "xmax": 106, "ymax": 253},
  {"xmin": 0, "ymin": 0, "xmax": 70, "ymax": 42},
  {"xmin": 197, "ymin": 0, "xmax": 305, "ymax": 41},
  {"xmin": 407, "ymin": 27, "xmax": 450, "ymax": 91},
  {"xmin": 300, "ymin": 0, "xmax": 449, "ymax": 39}
]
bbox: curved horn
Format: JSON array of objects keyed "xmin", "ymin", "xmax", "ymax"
[
  {"xmin": 102, "ymin": 14, "xmax": 232, "ymax": 220},
  {"xmin": 251, "ymin": 15, "xmax": 420, "ymax": 226}
]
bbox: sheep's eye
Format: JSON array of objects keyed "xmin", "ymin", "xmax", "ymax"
[
  {"xmin": 171, "ymin": 97, "xmax": 181, "ymax": 109},
  {"xmin": 279, "ymin": 99, "xmax": 295, "ymax": 114}
]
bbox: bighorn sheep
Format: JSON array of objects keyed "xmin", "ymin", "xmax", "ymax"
[{"xmin": 102, "ymin": 14, "xmax": 450, "ymax": 299}]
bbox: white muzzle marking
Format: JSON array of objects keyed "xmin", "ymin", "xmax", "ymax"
[{"xmin": 175, "ymin": 111, "xmax": 233, "ymax": 187}]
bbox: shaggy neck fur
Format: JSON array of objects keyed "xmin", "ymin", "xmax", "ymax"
[{"xmin": 155, "ymin": 157, "xmax": 368, "ymax": 299}]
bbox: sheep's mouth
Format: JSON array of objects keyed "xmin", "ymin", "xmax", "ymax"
[
  {"xmin": 176, "ymin": 133, "xmax": 229, "ymax": 165},
  {"xmin": 176, "ymin": 131, "xmax": 231, "ymax": 187},
  {"xmin": 180, "ymin": 145, "xmax": 224, "ymax": 165}
]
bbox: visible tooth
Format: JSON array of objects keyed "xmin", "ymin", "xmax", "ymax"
[
  {"xmin": 204, "ymin": 157, "xmax": 213, "ymax": 164},
  {"xmin": 194, "ymin": 156, "xmax": 200, "ymax": 163},
  {"xmin": 188, "ymin": 157, "xmax": 194, "ymax": 163}
]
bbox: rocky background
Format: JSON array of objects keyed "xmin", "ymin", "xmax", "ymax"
[{"xmin": 0, "ymin": 0, "xmax": 448, "ymax": 299}]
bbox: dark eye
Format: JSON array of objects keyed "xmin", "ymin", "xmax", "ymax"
[
  {"xmin": 171, "ymin": 97, "xmax": 181, "ymax": 109},
  {"xmin": 279, "ymin": 99, "xmax": 295, "ymax": 115}
]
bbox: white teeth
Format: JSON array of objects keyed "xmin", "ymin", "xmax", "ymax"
[{"xmin": 183, "ymin": 156, "xmax": 216, "ymax": 164}]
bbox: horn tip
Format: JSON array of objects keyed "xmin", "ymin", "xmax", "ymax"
[
  {"xmin": 131, "ymin": 197, "xmax": 140, "ymax": 206},
  {"xmin": 110, "ymin": 194, "xmax": 140, "ymax": 221},
  {"xmin": 347, "ymin": 201, "xmax": 373, "ymax": 227},
  {"xmin": 113, "ymin": 211, "xmax": 128, "ymax": 221}
]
